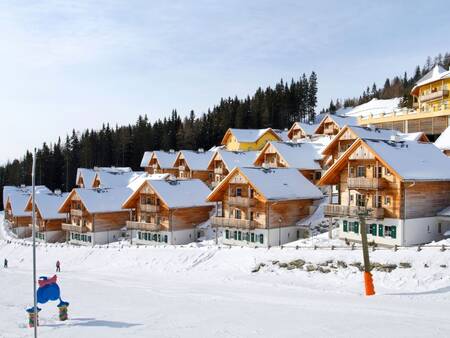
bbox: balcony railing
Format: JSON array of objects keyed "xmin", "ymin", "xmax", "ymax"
[
  {"xmin": 178, "ymin": 165, "xmax": 186, "ymax": 171},
  {"xmin": 62, "ymin": 223, "xmax": 89, "ymax": 233},
  {"xmin": 324, "ymin": 204, "xmax": 384, "ymax": 219},
  {"xmin": 211, "ymin": 216, "xmax": 258, "ymax": 229},
  {"xmin": 70, "ymin": 209, "xmax": 86, "ymax": 217},
  {"xmin": 140, "ymin": 204, "xmax": 160, "ymax": 213},
  {"xmin": 421, "ymin": 89, "xmax": 449, "ymax": 102},
  {"xmin": 126, "ymin": 221, "xmax": 161, "ymax": 231},
  {"xmin": 228, "ymin": 196, "xmax": 256, "ymax": 207},
  {"xmin": 348, "ymin": 177, "xmax": 385, "ymax": 190},
  {"xmin": 214, "ymin": 167, "xmax": 224, "ymax": 174}
]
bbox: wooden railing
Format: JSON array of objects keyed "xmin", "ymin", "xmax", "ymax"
[
  {"xmin": 348, "ymin": 177, "xmax": 385, "ymax": 190},
  {"xmin": 61, "ymin": 223, "xmax": 89, "ymax": 233},
  {"xmin": 178, "ymin": 165, "xmax": 186, "ymax": 171},
  {"xmin": 70, "ymin": 209, "xmax": 86, "ymax": 217},
  {"xmin": 228, "ymin": 196, "xmax": 256, "ymax": 207},
  {"xmin": 421, "ymin": 89, "xmax": 449, "ymax": 102},
  {"xmin": 211, "ymin": 216, "xmax": 258, "ymax": 229},
  {"xmin": 214, "ymin": 167, "xmax": 224, "ymax": 174},
  {"xmin": 140, "ymin": 204, "xmax": 160, "ymax": 213},
  {"xmin": 324, "ymin": 204, "xmax": 384, "ymax": 219},
  {"xmin": 126, "ymin": 221, "xmax": 161, "ymax": 231}
]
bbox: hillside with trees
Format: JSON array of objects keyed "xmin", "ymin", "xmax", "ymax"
[{"xmin": 0, "ymin": 72, "xmax": 318, "ymax": 206}]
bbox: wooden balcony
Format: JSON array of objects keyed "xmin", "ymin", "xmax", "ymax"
[
  {"xmin": 126, "ymin": 221, "xmax": 161, "ymax": 231},
  {"xmin": 62, "ymin": 223, "xmax": 89, "ymax": 233},
  {"xmin": 211, "ymin": 216, "xmax": 258, "ymax": 229},
  {"xmin": 70, "ymin": 209, "xmax": 86, "ymax": 217},
  {"xmin": 214, "ymin": 167, "xmax": 224, "ymax": 174},
  {"xmin": 324, "ymin": 204, "xmax": 384, "ymax": 219},
  {"xmin": 421, "ymin": 89, "xmax": 449, "ymax": 103},
  {"xmin": 178, "ymin": 165, "xmax": 186, "ymax": 171},
  {"xmin": 228, "ymin": 196, "xmax": 256, "ymax": 207},
  {"xmin": 348, "ymin": 177, "xmax": 385, "ymax": 190},
  {"xmin": 29, "ymin": 222, "xmax": 45, "ymax": 231},
  {"xmin": 140, "ymin": 204, "xmax": 160, "ymax": 213}
]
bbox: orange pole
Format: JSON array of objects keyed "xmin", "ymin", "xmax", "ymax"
[{"xmin": 364, "ymin": 271, "xmax": 375, "ymax": 296}]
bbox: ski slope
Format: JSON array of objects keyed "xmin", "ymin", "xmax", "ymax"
[{"xmin": 1, "ymin": 214, "xmax": 450, "ymax": 337}]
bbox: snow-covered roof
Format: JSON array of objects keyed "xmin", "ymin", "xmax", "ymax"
[
  {"xmin": 140, "ymin": 151, "xmax": 153, "ymax": 168},
  {"xmin": 364, "ymin": 139, "xmax": 450, "ymax": 181},
  {"xmin": 73, "ymin": 187, "xmax": 133, "ymax": 213},
  {"xmin": 178, "ymin": 150, "xmax": 213, "ymax": 171},
  {"xmin": 148, "ymin": 179, "xmax": 213, "ymax": 209},
  {"xmin": 273, "ymin": 129, "xmax": 290, "ymax": 142},
  {"xmin": 344, "ymin": 98, "xmax": 402, "ymax": 118},
  {"xmin": 31, "ymin": 192, "xmax": 69, "ymax": 220},
  {"xmin": 437, "ymin": 206, "xmax": 450, "ymax": 217},
  {"xmin": 350, "ymin": 126, "xmax": 425, "ymax": 142},
  {"xmin": 239, "ymin": 167, "xmax": 323, "ymax": 201},
  {"xmin": 320, "ymin": 114, "xmax": 358, "ymax": 129},
  {"xmin": 76, "ymin": 168, "xmax": 97, "ymax": 187},
  {"xmin": 265, "ymin": 141, "xmax": 323, "ymax": 170},
  {"xmin": 227, "ymin": 128, "xmax": 279, "ymax": 143},
  {"xmin": 126, "ymin": 172, "xmax": 172, "ymax": 192},
  {"xmin": 152, "ymin": 151, "xmax": 178, "ymax": 169},
  {"xmin": 215, "ymin": 149, "xmax": 258, "ymax": 171},
  {"xmin": 94, "ymin": 170, "xmax": 143, "ymax": 188},
  {"xmin": 4, "ymin": 186, "xmax": 51, "ymax": 217},
  {"xmin": 412, "ymin": 65, "xmax": 450, "ymax": 93},
  {"xmin": 435, "ymin": 126, "xmax": 450, "ymax": 151},
  {"xmin": 296, "ymin": 122, "xmax": 317, "ymax": 136}
]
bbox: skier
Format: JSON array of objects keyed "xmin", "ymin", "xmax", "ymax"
[
  {"xmin": 56, "ymin": 260, "xmax": 61, "ymax": 273},
  {"xmin": 3, "ymin": 258, "xmax": 7, "ymax": 268}
]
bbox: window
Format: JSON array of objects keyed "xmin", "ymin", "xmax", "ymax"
[
  {"xmin": 249, "ymin": 189, "xmax": 255, "ymax": 198},
  {"xmin": 356, "ymin": 194, "xmax": 366, "ymax": 207},
  {"xmin": 314, "ymin": 171, "xmax": 322, "ymax": 180},
  {"xmin": 296, "ymin": 230, "xmax": 300, "ymax": 239},
  {"xmin": 438, "ymin": 223, "xmax": 442, "ymax": 234},
  {"xmin": 370, "ymin": 224, "xmax": 377, "ymax": 236},
  {"xmin": 250, "ymin": 212, "xmax": 254, "ymax": 221},
  {"xmin": 259, "ymin": 234, "xmax": 264, "ymax": 244},
  {"xmin": 164, "ymin": 235, "xmax": 168, "ymax": 243},
  {"xmin": 385, "ymin": 168, "xmax": 391, "ymax": 176},
  {"xmin": 235, "ymin": 209, "xmax": 242, "ymax": 219},
  {"xmin": 238, "ymin": 231, "xmax": 242, "ymax": 240},
  {"xmin": 374, "ymin": 195, "xmax": 382, "ymax": 208},
  {"xmin": 378, "ymin": 224, "xmax": 384, "ymax": 237},
  {"xmin": 236, "ymin": 188, "xmax": 242, "ymax": 197},
  {"xmin": 427, "ymin": 225, "xmax": 431, "ymax": 234},
  {"xmin": 356, "ymin": 166, "xmax": 366, "ymax": 177},
  {"xmin": 250, "ymin": 233, "xmax": 255, "ymax": 242},
  {"xmin": 384, "ymin": 196, "xmax": 391, "ymax": 206},
  {"xmin": 225, "ymin": 230, "xmax": 230, "ymax": 239},
  {"xmin": 245, "ymin": 233, "xmax": 250, "ymax": 241},
  {"xmin": 233, "ymin": 231, "xmax": 237, "ymax": 240},
  {"xmin": 384, "ymin": 226, "xmax": 397, "ymax": 239},
  {"xmin": 351, "ymin": 221, "xmax": 359, "ymax": 233},
  {"xmin": 373, "ymin": 165, "xmax": 382, "ymax": 178},
  {"xmin": 349, "ymin": 167, "xmax": 355, "ymax": 177},
  {"xmin": 343, "ymin": 220, "xmax": 348, "ymax": 232}
]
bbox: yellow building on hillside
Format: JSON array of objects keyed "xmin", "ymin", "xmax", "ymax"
[{"xmin": 221, "ymin": 128, "xmax": 282, "ymax": 151}]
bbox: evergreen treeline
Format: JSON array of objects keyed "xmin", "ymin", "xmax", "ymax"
[
  {"xmin": 325, "ymin": 52, "xmax": 450, "ymax": 113},
  {"xmin": 0, "ymin": 72, "xmax": 318, "ymax": 207}
]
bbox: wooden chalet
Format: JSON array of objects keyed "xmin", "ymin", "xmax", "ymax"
[
  {"xmin": 141, "ymin": 150, "xmax": 179, "ymax": 175},
  {"xmin": 91, "ymin": 168, "xmax": 141, "ymax": 188},
  {"xmin": 123, "ymin": 178, "xmax": 214, "ymax": 245},
  {"xmin": 313, "ymin": 114, "xmax": 358, "ymax": 136},
  {"xmin": 207, "ymin": 167, "xmax": 323, "ymax": 247},
  {"xmin": 206, "ymin": 149, "xmax": 258, "ymax": 187},
  {"xmin": 75, "ymin": 168, "xmax": 97, "ymax": 188},
  {"xmin": 172, "ymin": 150, "xmax": 214, "ymax": 185},
  {"xmin": 221, "ymin": 128, "xmax": 282, "ymax": 151},
  {"xmin": 253, "ymin": 141, "xmax": 325, "ymax": 183},
  {"xmin": 24, "ymin": 190, "xmax": 69, "ymax": 242},
  {"xmin": 321, "ymin": 125, "xmax": 430, "ymax": 168},
  {"xmin": 58, "ymin": 187, "xmax": 132, "ymax": 245},
  {"xmin": 3, "ymin": 185, "xmax": 50, "ymax": 238},
  {"xmin": 287, "ymin": 122, "xmax": 317, "ymax": 140},
  {"xmin": 319, "ymin": 138, "xmax": 450, "ymax": 246}
]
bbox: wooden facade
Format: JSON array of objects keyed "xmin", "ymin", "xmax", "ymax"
[
  {"xmin": 144, "ymin": 152, "xmax": 178, "ymax": 176},
  {"xmin": 172, "ymin": 151, "xmax": 213, "ymax": 185},
  {"xmin": 314, "ymin": 115, "xmax": 344, "ymax": 136}
]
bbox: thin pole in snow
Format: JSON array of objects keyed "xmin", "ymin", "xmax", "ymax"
[{"xmin": 32, "ymin": 149, "xmax": 38, "ymax": 337}]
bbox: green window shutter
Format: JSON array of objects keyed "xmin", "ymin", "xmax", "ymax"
[
  {"xmin": 371, "ymin": 224, "xmax": 377, "ymax": 236},
  {"xmin": 354, "ymin": 221, "xmax": 359, "ymax": 234},
  {"xmin": 391, "ymin": 226, "xmax": 397, "ymax": 239},
  {"xmin": 238, "ymin": 231, "xmax": 242, "ymax": 240},
  {"xmin": 343, "ymin": 220, "xmax": 348, "ymax": 232},
  {"xmin": 378, "ymin": 224, "xmax": 383, "ymax": 237},
  {"xmin": 259, "ymin": 234, "xmax": 264, "ymax": 244},
  {"xmin": 225, "ymin": 230, "xmax": 229, "ymax": 239},
  {"xmin": 251, "ymin": 233, "xmax": 255, "ymax": 242}
]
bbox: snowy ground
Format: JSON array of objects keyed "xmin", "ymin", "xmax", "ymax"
[{"xmin": 1, "ymin": 214, "xmax": 450, "ymax": 337}]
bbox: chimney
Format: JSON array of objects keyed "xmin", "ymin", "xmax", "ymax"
[{"xmin": 54, "ymin": 189, "xmax": 62, "ymax": 196}]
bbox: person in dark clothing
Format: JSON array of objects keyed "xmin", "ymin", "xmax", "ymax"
[
  {"xmin": 56, "ymin": 260, "xmax": 61, "ymax": 272},
  {"xmin": 3, "ymin": 259, "xmax": 7, "ymax": 268}
]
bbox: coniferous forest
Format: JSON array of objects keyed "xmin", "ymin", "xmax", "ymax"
[{"xmin": 0, "ymin": 52, "xmax": 449, "ymax": 209}]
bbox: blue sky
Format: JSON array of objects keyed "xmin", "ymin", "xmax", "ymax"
[{"xmin": 0, "ymin": 0, "xmax": 448, "ymax": 162}]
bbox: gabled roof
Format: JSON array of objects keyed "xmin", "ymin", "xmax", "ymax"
[
  {"xmin": 59, "ymin": 187, "xmax": 133, "ymax": 214},
  {"xmin": 322, "ymin": 125, "xmax": 429, "ymax": 156},
  {"xmin": 123, "ymin": 179, "xmax": 213, "ymax": 209},
  {"xmin": 435, "ymin": 126, "xmax": 450, "ymax": 151},
  {"xmin": 207, "ymin": 167, "xmax": 323, "ymax": 202},
  {"xmin": 93, "ymin": 170, "xmax": 143, "ymax": 188},
  {"xmin": 319, "ymin": 138, "xmax": 450, "ymax": 185},
  {"xmin": 25, "ymin": 191, "xmax": 69, "ymax": 220},
  {"xmin": 412, "ymin": 65, "xmax": 450, "ymax": 95},
  {"xmin": 221, "ymin": 128, "xmax": 282, "ymax": 145},
  {"xmin": 152, "ymin": 150, "xmax": 178, "ymax": 169},
  {"xmin": 208, "ymin": 149, "xmax": 258, "ymax": 171},
  {"xmin": 76, "ymin": 168, "xmax": 97, "ymax": 187},
  {"xmin": 254, "ymin": 141, "xmax": 323, "ymax": 170},
  {"xmin": 4, "ymin": 186, "xmax": 51, "ymax": 217},
  {"xmin": 173, "ymin": 150, "xmax": 213, "ymax": 171},
  {"xmin": 344, "ymin": 98, "xmax": 402, "ymax": 118},
  {"xmin": 140, "ymin": 151, "xmax": 153, "ymax": 168},
  {"xmin": 287, "ymin": 122, "xmax": 318, "ymax": 139},
  {"xmin": 314, "ymin": 114, "xmax": 358, "ymax": 134},
  {"xmin": 273, "ymin": 129, "xmax": 290, "ymax": 142}
]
